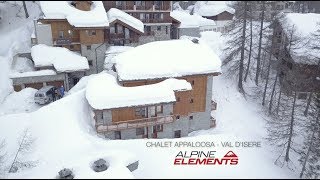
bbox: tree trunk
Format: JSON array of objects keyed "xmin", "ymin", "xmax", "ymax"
[
  {"xmin": 238, "ymin": 1, "xmax": 248, "ymax": 94},
  {"xmin": 276, "ymin": 88, "xmax": 282, "ymax": 115},
  {"xmin": 304, "ymin": 93, "xmax": 313, "ymax": 116},
  {"xmin": 268, "ymin": 74, "xmax": 278, "ymax": 114},
  {"xmin": 244, "ymin": 5, "xmax": 253, "ymax": 82},
  {"xmin": 22, "ymin": 1, "xmax": 29, "ymax": 18},
  {"xmin": 285, "ymin": 91, "xmax": 297, "ymax": 162},
  {"xmin": 255, "ymin": 1, "xmax": 265, "ymax": 86},
  {"xmin": 262, "ymin": 55, "xmax": 272, "ymax": 106}
]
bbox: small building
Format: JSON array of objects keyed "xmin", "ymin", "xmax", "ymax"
[
  {"xmin": 170, "ymin": 10, "xmax": 216, "ymax": 38},
  {"xmin": 103, "ymin": 1, "xmax": 173, "ymax": 44},
  {"xmin": 88, "ymin": 39, "xmax": 221, "ymax": 139},
  {"xmin": 193, "ymin": 1, "xmax": 234, "ymax": 33},
  {"xmin": 10, "ymin": 44, "xmax": 89, "ymax": 91},
  {"xmin": 273, "ymin": 13, "xmax": 320, "ymax": 98}
]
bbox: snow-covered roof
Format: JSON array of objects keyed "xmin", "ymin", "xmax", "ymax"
[
  {"xmin": 31, "ymin": 44, "xmax": 89, "ymax": 72},
  {"xmin": 193, "ymin": 1, "xmax": 235, "ymax": 17},
  {"xmin": 113, "ymin": 39, "xmax": 221, "ymax": 81},
  {"xmin": 86, "ymin": 73, "xmax": 192, "ymax": 110},
  {"xmin": 170, "ymin": 10, "xmax": 216, "ymax": 28},
  {"xmin": 105, "ymin": 46, "xmax": 134, "ymax": 55},
  {"xmin": 9, "ymin": 69, "xmax": 57, "ymax": 78},
  {"xmin": 39, "ymin": 1, "xmax": 109, "ymax": 27},
  {"xmin": 280, "ymin": 13, "xmax": 320, "ymax": 65},
  {"xmin": 107, "ymin": 8, "xmax": 144, "ymax": 33}
]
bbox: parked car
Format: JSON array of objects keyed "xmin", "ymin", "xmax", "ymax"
[{"xmin": 34, "ymin": 86, "xmax": 57, "ymax": 105}]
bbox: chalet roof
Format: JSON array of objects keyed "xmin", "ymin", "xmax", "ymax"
[
  {"xmin": 107, "ymin": 8, "xmax": 144, "ymax": 34},
  {"xmin": 85, "ymin": 73, "xmax": 192, "ymax": 110},
  {"xmin": 279, "ymin": 13, "xmax": 320, "ymax": 65},
  {"xmin": 39, "ymin": 1, "xmax": 109, "ymax": 27},
  {"xmin": 31, "ymin": 44, "xmax": 89, "ymax": 73},
  {"xmin": 112, "ymin": 39, "xmax": 221, "ymax": 81},
  {"xmin": 170, "ymin": 10, "xmax": 216, "ymax": 28},
  {"xmin": 193, "ymin": 1, "xmax": 235, "ymax": 17}
]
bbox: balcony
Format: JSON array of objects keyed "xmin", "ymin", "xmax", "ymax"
[
  {"xmin": 53, "ymin": 37, "xmax": 80, "ymax": 45},
  {"xmin": 142, "ymin": 19, "xmax": 168, "ymax": 23},
  {"xmin": 116, "ymin": 5, "xmax": 134, "ymax": 10},
  {"xmin": 154, "ymin": 5, "xmax": 170, "ymax": 11},
  {"xmin": 135, "ymin": 5, "xmax": 152, "ymax": 10},
  {"xmin": 96, "ymin": 115, "xmax": 175, "ymax": 133}
]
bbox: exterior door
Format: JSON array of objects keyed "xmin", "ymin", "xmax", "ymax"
[{"xmin": 174, "ymin": 130, "xmax": 181, "ymax": 138}]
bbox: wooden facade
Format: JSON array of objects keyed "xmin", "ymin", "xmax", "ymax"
[
  {"xmin": 111, "ymin": 74, "xmax": 209, "ymax": 123},
  {"xmin": 79, "ymin": 29, "xmax": 105, "ymax": 45}
]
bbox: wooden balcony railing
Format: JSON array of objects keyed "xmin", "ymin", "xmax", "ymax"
[
  {"xmin": 154, "ymin": 5, "xmax": 170, "ymax": 11},
  {"xmin": 96, "ymin": 115, "xmax": 175, "ymax": 133},
  {"xmin": 53, "ymin": 37, "xmax": 80, "ymax": 45},
  {"xmin": 135, "ymin": 5, "xmax": 152, "ymax": 10},
  {"xmin": 116, "ymin": 5, "xmax": 134, "ymax": 10},
  {"xmin": 142, "ymin": 19, "xmax": 168, "ymax": 23}
]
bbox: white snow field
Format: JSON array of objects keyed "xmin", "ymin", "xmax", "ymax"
[{"xmin": 0, "ymin": 30, "xmax": 295, "ymax": 178}]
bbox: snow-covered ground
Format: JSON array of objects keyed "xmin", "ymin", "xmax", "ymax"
[{"xmin": 0, "ymin": 29, "xmax": 296, "ymax": 178}]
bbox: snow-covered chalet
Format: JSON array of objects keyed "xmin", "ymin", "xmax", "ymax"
[{"xmin": 86, "ymin": 39, "xmax": 221, "ymax": 139}]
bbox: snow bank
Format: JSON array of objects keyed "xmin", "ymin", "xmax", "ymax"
[
  {"xmin": 31, "ymin": 44, "xmax": 89, "ymax": 72},
  {"xmin": 86, "ymin": 73, "xmax": 191, "ymax": 110},
  {"xmin": 107, "ymin": 8, "xmax": 144, "ymax": 33},
  {"xmin": 40, "ymin": 1, "xmax": 109, "ymax": 27},
  {"xmin": 0, "ymin": 88, "xmax": 40, "ymax": 115},
  {"xmin": 170, "ymin": 10, "xmax": 216, "ymax": 28},
  {"xmin": 193, "ymin": 1, "xmax": 235, "ymax": 17},
  {"xmin": 113, "ymin": 39, "xmax": 221, "ymax": 81},
  {"xmin": 11, "ymin": 57, "xmax": 35, "ymax": 73},
  {"xmin": 280, "ymin": 13, "xmax": 320, "ymax": 65}
]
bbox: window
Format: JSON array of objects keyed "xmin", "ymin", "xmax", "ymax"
[
  {"xmin": 176, "ymin": 115, "xmax": 180, "ymax": 120},
  {"xmin": 70, "ymin": 45, "xmax": 74, "ymax": 49},
  {"xmin": 190, "ymin": 98, "xmax": 194, "ymax": 103},
  {"xmin": 135, "ymin": 107, "xmax": 147, "ymax": 117},
  {"xmin": 87, "ymin": 45, "xmax": 91, "ymax": 50},
  {"xmin": 59, "ymin": 31, "xmax": 64, "ymax": 38},
  {"xmin": 140, "ymin": 13, "xmax": 145, "ymax": 20},
  {"xmin": 136, "ymin": 127, "xmax": 145, "ymax": 136},
  {"xmin": 101, "ymin": 111, "xmax": 104, "ymax": 119},
  {"xmin": 150, "ymin": 106, "xmax": 156, "ymax": 117},
  {"xmin": 117, "ymin": 24, "xmax": 123, "ymax": 34},
  {"xmin": 156, "ymin": 105, "xmax": 163, "ymax": 114},
  {"xmin": 189, "ymin": 115, "xmax": 193, "ymax": 120},
  {"xmin": 157, "ymin": 26, "xmax": 161, "ymax": 31},
  {"xmin": 154, "ymin": 13, "xmax": 160, "ymax": 19},
  {"xmin": 110, "ymin": 26, "xmax": 116, "ymax": 34},
  {"xmin": 174, "ymin": 130, "xmax": 181, "ymax": 138},
  {"xmin": 160, "ymin": 13, "xmax": 164, "ymax": 20},
  {"xmin": 153, "ymin": 125, "xmax": 163, "ymax": 132},
  {"xmin": 191, "ymin": 80, "xmax": 195, "ymax": 85},
  {"xmin": 135, "ymin": 1, "xmax": 142, "ymax": 6},
  {"xmin": 115, "ymin": 131, "xmax": 121, "ymax": 139},
  {"xmin": 86, "ymin": 30, "xmax": 96, "ymax": 36},
  {"xmin": 176, "ymin": 97, "xmax": 180, "ymax": 102},
  {"xmin": 68, "ymin": 30, "xmax": 73, "ymax": 36},
  {"xmin": 166, "ymin": 26, "xmax": 168, "ymax": 34},
  {"xmin": 88, "ymin": 60, "xmax": 93, "ymax": 66}
]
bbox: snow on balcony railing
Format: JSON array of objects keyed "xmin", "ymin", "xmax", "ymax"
[{"xmin": 96, "ymin": 115, "xmax": 175, "ymax": 133}]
